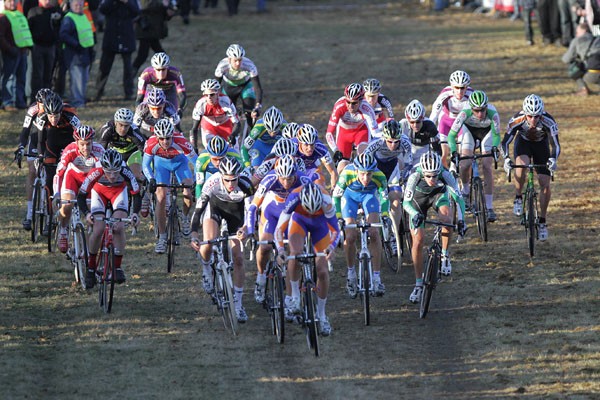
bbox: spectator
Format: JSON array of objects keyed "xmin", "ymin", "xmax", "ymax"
[
  {"xmin": 59, "ymin": 0, "xmax": 95, "ymax": 108},
  {"xmin": 94, "ymin": 0, "xmax": 139, "ymax": 101},
  {"xmin": 538, "ymin": 0, "xmax": 562, "ymax": 45},
  {"xmin": 132, "ymin": 0, "xmax": 175, "ymax": 75},
  {"xmin": 558, "ymin": 0, "xmax": 576, "ymax": 44},
  {"xmin": 522, "ymin": 0, "xmax": 538, "ymax": 45},
  {"xmin": 0, "ymin": 0, "xmax": 33, "ymax": 111},
  {"xmin": 27, "ymin": 0, "xmax": 62, "ymax": 104},
  {"xmin": 562, "ymin": 22, "xmax": 600, "ymax": 94}
]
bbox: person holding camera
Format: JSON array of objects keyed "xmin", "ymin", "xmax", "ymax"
[{"xmin": 562, "ymin": 22, "xmax": 600, "ymax": 95}]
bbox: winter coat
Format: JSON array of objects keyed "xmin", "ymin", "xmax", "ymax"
[{"xmin": 99, "ymin": 0, "xmax": 140, "ymax": 53}]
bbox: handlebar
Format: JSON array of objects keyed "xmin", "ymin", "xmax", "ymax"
[
  {"xmin": 286, "ymin": 252, "xmax": 327, "ymax": 261},
  {"xmin": 457, "ymin": 151, "xmax": 498, "ymax": 172},
  {"xmin": 155, "ymin": 183, "xmax": 193, "ymax": 189},
  {"xmin": 196, "ymin": 235, "xmax": 239, "ymax": 246},
  {"xmin": 424, "ymin": 219, "xmax": 456, "ymax": 229},
  {"xmin": 345, "ymin": 222, "xmax": 384, "ymax": 230},
  {"xmin": 506, "ymin": 161, "xmax": 554, "ymax": 183}
]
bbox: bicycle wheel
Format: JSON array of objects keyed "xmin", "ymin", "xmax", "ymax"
[
  {"xmin": 473, "ymin": 178, "xmax": 488, "ymax": 242},
  {"xmin": 382, "ymin": 216, "xmax": 399, "ymax": 273},
  {"xmin": 74, "ymin": 223, "xmax": 89, "ymax": 290},
  {"xmin": 220, "ymin": 262, "xmax": 238, "ymax": 335},
  {"xmin": 166, "ymin": 206, "xmax": 177, "ymax": 273},
  {"xmin": 359, "ymin": 255, "xmax": 371, "ymax": 326},
  {"xmin": 304, "ymin": 281, "xmax": 320, "ymax": 357},
  {"xmin": 48, "ymin": 208, "xmax": 58, "ymax": 253},
  {"xmin": 420, "ymin": 250, "xmax": 439, "ymax": 319},
  {"xmin": 526, "ymin": 189, "xmax": 536, "ymax": 257},
  {"xmin": 102, "ymin": 245, "xmax": 116, "ymax": 313},
  {"xmin": 31, "ymin": 182, "xmax": 42, "ymax": 243},
  {"xmin": 268, "ymin": 264, "xmax": 285, "ymax": 344}
]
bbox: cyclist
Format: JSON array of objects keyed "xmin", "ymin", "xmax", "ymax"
[
  {"xmin": 189, "ymin": 78, "xmax": 239, "ymax": 151},
  {"xmin": 15, "ymin": 88, "xmax": 53, "ymax": 230},
  {"xmin": 325, "ymin": 83, "xmax": 379, "ymax": 173},
  {"xmin": 214, "ymin": 44, "xmax": 263, "ymax": 130},
  {"xmin": 403, "ymin": 152, "xmax": 467, "ymax": 303},
  {"xmin": 189, "ymin": 156, "xmax": 255, "ymax": 323},
  {"xmin": 77, "ymin": 149, "xmax": 141, "ymax": 289},
  {"xmin": 363, "ymin": 120, "xmax": 413, "ymax": 253},
  {"xmin": 241, "ymin": 105, "xmax": 286, "ymax": 168},
  {"xmin": 247, "ymin": 155, "xmax": 313, "ymax": 303},
  {"xmin": 333, "ymin": 152, "xmax": 388, "ymax": 297},
  {"xmin": 195, "ymin": 135, "xmax": 243, "ymax": 198},
  {"xmin": 34, "ymin": 92, "xmax": 81, "ymax": 199},
  {"xmin": 143, "ymin": 118, "xmax": 197, "ymax": 253},
  {"xmin": 429, "ymin": 70, "xmax": 474, "ymax": 167},
  {"xmin": 274, "ymin": 182, "xmax": 340, "ymax": 336},
  {"xmin": 133, "ymin": 87, "xmax": 180, "ymax": 139},
  {"xmin": 501, "ymin": 94, "xmax": 560, "ymax": 241},
  {"xmin": 448, "ymin": 90, "xmax": 501, "ymax": 222},
  {"xmin": 293, "ymin": 124, "xmax": 338, "ymax": 190},
  {"xmin": 399, "ymin": 99, "xmax": 442, "ymax": 165},
  {"xmin": 136, "ymin": 52, "xmax": 187, "ymax": 116},
  {"xmin": 54, "ymin": 125, "xmax": 105, "ymax": 253},
  {"xmin": 362, "ymin": 78, "xmax": 394, "ymax": 129}
]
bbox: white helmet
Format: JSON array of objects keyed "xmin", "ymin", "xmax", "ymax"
[
  {"xmin": 297, "ymin": 124, "xmax": 318, "ymax": 144},
  {"xmin": 449, "ymin": 70, "xmax": 471, "ymax": 87},
  {"xmin": 218, "ymin": 156, "xmax": 243, "ymax": 176},
  {"xmin": 272, "ymin": 137, "xmax": 297, "ymax": 157},
  {"xmin": 226, "ymin": 44, "xmax": 245, "ymax": 59},
  {"xmin": 154, "ymin": 118, "xmax": 174, "ymax": 139},
  {"xmin": 300, "ymin": 183, "xmax": 322, "ymax": 214},
  {"xmin": 522, "ymin": 94, "xmax": 544, "ymax": 116},
  {"xmin": 420, "ymin": 151, "xmax": 442, "ymax": 174},
  {"xmin": 201, "ymin": 78, "xmax": 221, "ymax": 94},
  {"xmin": 114, "ymin": 108, "xmax": 134, "ymax": 124},
  {"xmin": 151, "ymin": 52, "xmax": 170, "ymax": 69},
  {"xmin": 404, "ymin": 100, "xmax": 426, "ymax": 121},
  {"xmin": 274, "ymin": 155, "xmax": 297, "ymax": 178},
  {"xmin": 262, "ymin": 106, "xmax": 284, "ymax": 133},
  {"xmin": 362, "ymin": 78, "xmax": 381, "ymax": 94},
  {"xmin": 282, "ymin": 122, "xmax": 300, "ymax": 139}
]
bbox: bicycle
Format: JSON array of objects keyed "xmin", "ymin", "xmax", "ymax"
[
  {"xmin": 345, "ymin": 219, "xmax": 383, "ymax": 326},
  {"xmin": 382, "ymin": 207, "xmax": 412, "ymax": 274},
  {"xmin": 23, "ymin": 154, "xmax": 53, "ymax": 248},
  {"xmin": 286, "ymin": 232, "xmax": 324, "ymax": 357},
  {"xmin": 419, "ymin": 219, "xmax": 456, "ymax": 319},
  {"xmin": 507, "ymin": 161, "xmax": 553, "ymax": 257},
  {"xmin": 255, "ymin": 239, "xmax": 286, "ymax": 344},
  {"xmin": 95, "ymin": 214, "xmax": 133, "ymax": 313},
  {"xmin": 156, "ymin": 175, "xmax": 193, "ymax": 273},
  {"xmin": 456, "ymin": 152, "xmax": 497, "ymax": 242},
  {"xmin": 197, "ymin": 225, "xmax": 239, "ymax": 335},
  {"xmin": 61, "ymin": 199, "xmax": 89, "ymax": 290}
]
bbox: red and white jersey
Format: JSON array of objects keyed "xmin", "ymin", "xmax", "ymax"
[
  {"xmin": 429, "ymin": 86, "xmax": 474, "ymax": 123},
  {"xmin": 325, "ymin": 97, "xmax": 379, "ymax": 150},
  {"xmin": 79, "ymin": 165, "xmax": 140, "ymax": 195},
  {"xmin": 191, "ymin": 94, "xmax": 239, "ymax": 127},
  {"xmin": 54, "ymin": 142, "xmax": 105, "ymax": 193},
  {"xmin": 143, "ymin": 132, "xmax": 195, "ymax": 159}
]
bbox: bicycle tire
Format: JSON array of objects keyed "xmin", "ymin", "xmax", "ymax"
[
  {"xmin": 526, "ymin": 189, "xmax": 536, "ymax": 257},
  {"xmin": 167, "ymin": 205, "xmax": 177, "ymax": 273},
  {"xmin": 382, "ymin": 215, "xmax": 399, "ymax": 273},
  {"xmin": 31, "ymin": 182, "xmax": 42, "ymax": 243},
  {"xmin": 269, "ymin": 264, "xmax": 285, "ymax": 344},
  {"xmin": 420, "ymin": 250, "xmax": 439, "ymax": 319},
  {"xmin": 473, "ymin": 178, "xmax": 488, "ymax": 242},
  {"xmin": 103, "ymin": 244, "xmax": 116, "ymax": 313},
  {"xmin": 392, "ymin": 210, "xmax": 405, "ymax": 273},
  {"xmin": 221, "ymin": 263, "xmax": 238, "ymax": 335},
  {"xmin": 74, "ymin": 223, "xmax": 89, "ymax": 290},
  {"xmin": 359, "ymin": 255, "xmax": 371, "ymax": 326},
  {"xmin": 304, "ymin": 281, "xmax": 320, "ymax": 357}
]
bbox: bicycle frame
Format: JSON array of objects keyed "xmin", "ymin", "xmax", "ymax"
[{"xmin": 256, "ymin": 239, "xmax": 285, "ymax": 344}]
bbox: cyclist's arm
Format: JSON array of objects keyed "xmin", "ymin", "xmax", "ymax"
[
  {"xmin": 142, "ymin": 152, "xmax": 155, "ymax": 181},
  {"xmin": 402, "ymin": 171, "xmax": 420, "ymax": 219},
  {"xmin": 250, "ymin": 75, "xmax": 263, "ymax": 106},
  {"xmin": 447, "ymin": 110, "xmax": 468, "ymax": 154},
  {"xmin": 489, "ymin": 108, "xmax": 501, "ymax": 148},
  {"xmin": 545, "ymin": 114, "xmax": 560, "ymax": 159},
  {"xmin": 177, "ymin": 89, "xmax": 187, "ymax": 112},
  {"xmin": 190, "ymin": 193, "xmax": 210, "ymax": 233},
  {"xmin": 122, "ymin": 166, "xmax": 142, "ymax": 214},
  {"xmin": 374, "ymin": 171, "xmax": 390, "ymax": 217},
  {"xmin": 441, "ymin": 169, "xmax": 466, "ymax": 217}
]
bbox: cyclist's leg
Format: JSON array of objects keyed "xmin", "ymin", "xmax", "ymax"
[
  {"xmin": 480, "ymin": 131, "xmax": 496, "ymax": 210},
  {"xmin": 335, "ymin": 127, "xmax": 354, "ymax": 174},
  {"xmin": 437, "ymin": 114, "xmax": 454, "ymax": 168},
  {"xmin": 458, "ymin": 127, "xmax": 475, "ymax": 199},
  {"xmin": 513, "ymin": 137, "xmax": 531, "ymax": 197},
  {"xmin": 153, "ymin": 157, "xmax": 174, "ymax": 237},
  {"xmin": 240, "ymin": 82, "xmax": 257, "ymax": 129},
  {"xmin": 286, "ymin": 215, "xmax": 308, "ymax": 310},
  {"xmin": 533, "ymin": 141, "xmax": 552, "ymax": 221},
  {"xmin": 342, "ymin": 190, "xmax": 359, "ymax": 271},
  {"xmin": 364, "ymin": 197, "xmax": 382, "ymax": 274}
]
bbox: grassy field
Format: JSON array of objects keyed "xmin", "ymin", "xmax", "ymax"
[{"xmin": 1, "ymin": 1, "xmax": 599, "ymax": 399}]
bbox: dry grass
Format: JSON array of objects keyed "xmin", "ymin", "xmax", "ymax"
[{"xmin": 1, "ymin": 1, "xmax": 599, "ymax": 399}]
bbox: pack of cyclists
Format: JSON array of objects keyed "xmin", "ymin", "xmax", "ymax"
[{"xmin": 13, "ymin": 50, "xmax": 560, "ymax": 338}]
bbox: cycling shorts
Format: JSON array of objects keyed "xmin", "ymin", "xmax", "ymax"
[
  {"xmin": 336, "ymin": 126, "xmax": 369, "ymax": 159},
  {"xmin": 514, "ymin": 135, "xmax": 551, "ymax": 176},
  {"xmin": 153, "ymin": 154, "xmax": 193, "ymax": 184},
  {"xmin": 90, "ymin": 183, "xmax": 129, "ymax": 215},
  {"xmin": 341, "ymin": 189, "xmax": 380, "ymax": 220},
  {"xmin": 288, "ymin": 212, "xmax": 334, "ymax": 253}
]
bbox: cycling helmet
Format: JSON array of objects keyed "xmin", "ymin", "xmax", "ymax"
[
  {"xmin": 146, "ymin": 87, "xmax": 166, "ymax": 107},
  {"xmin": 300, "ymin": 183, "xmax": 323, "ymax": 214},
  {"xmin": 151, "ymin": 52, "xmax": 170, "ymax": 69},
  {"xmin": 114, "ymin": 108, "xmax": 134, "ymax": 124},
  {"xmin": 219, "ymin": 156, "xmax": 243, "ymax": 176},
  {"xmin": 101, "ymin": 148, "xmax": 123, "ymax": 171},
  {"xmin": 363, "ymin": 78, "xmax": 381, "ymax": 94},
  {"xmin": 382, "ymin": 120, "xmax": 401, "ymax": 140},
  {"xmin": 272, "ymin": 137, "xmax": 297, "ymax": 157},
  {"xmin": 449, "ymin": 70, "xmax": 471, "ymax": 87},
  {"xmin": 201, "ymin": 78, "xmax": 221, "ymax": 94},
  {"xmin": 262, "ymin": 106, "xmax": 284, "ymax": 133},
  {"xmin": 344, "ymin": 83, "xmax": 365, "ymax": 101},
  {"xmin": 206, "ymin": 135, "xmax": 228, "ymax": 157},
  {"xmin": 281, "ymin": 122, "xmax": 300, "ymax": 139},
  {"xmin": 43, "ymin": 92, "xmax": 63, "ymax": 114},
  {"xmin": 353, "ymin": 152, "xmax": 377, "ymax": 172},
  {"xmin": 419, "ymin": 151, "xmax": 442, "ymax": 174},
  {"xmin": 274, "ymin": 155, "xmax": 297, "ymax": 178},
  {"xmin": 73, "ymin": 125, "xmax": 95, "ymax": 141},
  {"xmin": 35, "ymin": 88, "xmax": 53, "ymax": 104},
  {"xmin": 404, "ymin": 99, "xmax": 426, "ymax": 121},
  {"xmin": 226, "ymin": 44, "xmax": 245, "ymax": 59},
  {"xmin": 297, "ymin": 124, "xmax": 318, "ymax": 144},
  {"xmin": 154, "ymin": 118, "xmax": 174, "ymax": 139},
  {"xmin": 522, "ymin": 94, "xmax": 544, "ymax": 116},
  {"xmin": 469, "ymin": 90, "xmax": 488, "ymax": 109}
]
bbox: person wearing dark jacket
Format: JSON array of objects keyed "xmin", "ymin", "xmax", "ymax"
[
  {"xmin": 27, "ymin": 0, "xmax": 62, "ymax": 103},
  {"xmin": 132, "ymin": 0, "xmax": 175, "ymax": 75},
  {"xmin": 94, "ymin": 0, "xmax": 139, "ymax": 101}
]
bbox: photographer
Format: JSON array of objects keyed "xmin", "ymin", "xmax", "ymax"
[{"xmin": 562, "ymin": 22, "xmax": 600, "ymax": 95}]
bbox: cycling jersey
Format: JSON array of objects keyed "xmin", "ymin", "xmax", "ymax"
[
  {"xmin": 429, "ymin": 86, "xmax": 474, "ymax": 136},
  {"xmin": 252, "ymin": 153, "xmax": 307, "ymax": 183},
  {"xmin": 501, "ymin": 111, "xmax": 560, "ymax": 158},
  {"xmin": 55, "ymin": 141, "xmax": 105, "ymax": 196},
  {"xmin": 370, "ymin": 93, "xmax": 394, "ymax": 127},
  {"xmin": 241, "ymin": 118, "xmax": 285, "ymax": 167},
  {"xmin": 190, "ymin": 93, "xmax": 239, "ymax": 146},
  {"xmin": 136, "ymin": 66, "xmax": 186, "ymax": 110},
  {"xmin": 332, "ymin": 164, "xmax": 389, "ymax": 219},
  {"xmin": 399, "ymin": 118, "xmax": 441, "ymax": 163},
  {"xmin": 292, "ymin": 138, "xmax": 332, "ymax": 171},
  {"xmin": 142, "ymin": 132, "xmax": 197, "ymax": 183},
  {"xmin": 194, "ymin": 147, "xmax": 242, "ymax": 197},
  {"xmin": 98, "ymin": 120, "xmax": 146, "ymax": 160},
  {"xmin": 133, "ymin": 100, "xmax": 180, "ymax": 139},
  {"xmin": 325, "ymin": 97, "xmax": 379, "ymax": 158},
  {"xmin": 215, "ymin": 56, "xmax": 258, "ymax": 86},
  {"xmin": 448, "ymin": 105, "xmax": 501, "ymax": 153}
]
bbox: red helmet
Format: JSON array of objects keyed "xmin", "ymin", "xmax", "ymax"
[
  {"xmin": 73, "ymin": 125, "xmax": 95, "ymax": 141},
  {"xmin": 344, "ymin": 83, "xmax": 364, "ymax": 101}
]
